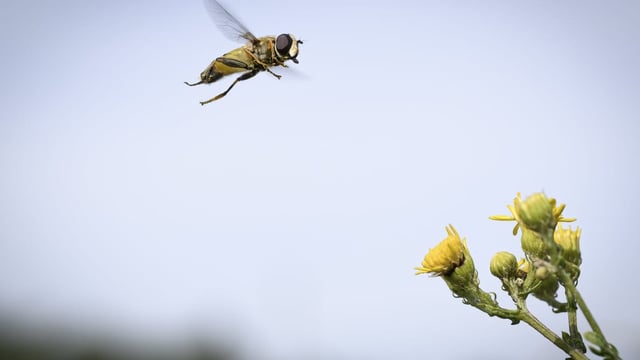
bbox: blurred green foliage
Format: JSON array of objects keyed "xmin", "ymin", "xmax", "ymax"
[{"xmin": 0, "ymin": 319, "xmax": 237, "ymax": 360}]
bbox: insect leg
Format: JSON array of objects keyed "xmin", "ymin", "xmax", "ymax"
[
  {"xmin": 185, "ymin": 59, "xmax": 232, "ymax": 87},
  {"xmin": 264, "ymin": 67, "xmax": 282, "ymax": 79},
  {"xmin": 184, "ymin": 80, "xmax": 204, "ymax": 86},
  {"xmin": 184, "ymin": 72, "xmax": 223, "ymax": 86},
  {"xmin": 216, "ymin": 57, "xmax": 251, "ymax": 69},
  {"xmin": 200, "ymin": 69, "xmax": 260, "ymax": 105},
  {"xmin": 242, "ymin": 48, "xmax": 282, "ymax": 79}
]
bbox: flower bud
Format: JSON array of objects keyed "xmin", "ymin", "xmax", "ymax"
[
  {"xmin": 491, "ymin": 193, "xmax": 576, "ymax": 239},
  {"xmin": 530, "ymin": 260, "xmax": 560, "ymax": 303},
  {"xmin": 554, "ymin": 224, "xmax": 582, "ymax": 266},
  {"xmin": 520, "ymin": 228, "xmax": 547, "ymax": 259},
  {"xmin": 554, "ymin": 224, "xmax": 582, "ymax": 282},
  {"xmin": 515, "ymin": 192, "xmax": 554, "ymax": 232},
  {"xmin": 532, "ymin": 275, "xmax": 560, "ymax": 304},
  {"xmin": 490, "ymin": 251, "xmax": 518, "ymax": 280}
]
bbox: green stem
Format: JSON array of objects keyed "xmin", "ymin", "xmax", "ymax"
[
  {"xmin": 557, "ymin": 270, "xmax": 605, "ymax": 340},
  {"xmin": 464, "ymin": 288, "xmax": 522, "ymax": 321},
  {"xmin": 470, "ymin": 284, "xmax": 588, "ymax": 360},
  {"xmin": 541, "ymin": 227, "xmax": 619, "ymax": 358},
  {"xmin": 517, "ymin": 299, "xmax": 589, "ymax": 360},
  {"xmin": 565, "ymin": 284, "xmax": 586, "ymax": 352}
]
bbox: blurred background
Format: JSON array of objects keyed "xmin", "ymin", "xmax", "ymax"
[{"xmin": 1, "ymin": 0, "xmax": 639, "ymax": 359}]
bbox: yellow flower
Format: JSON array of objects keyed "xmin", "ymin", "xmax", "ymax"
[
  {"xmin": 554, "ymin": 224, "xmax": 582, "ymax": 281},
  {"xmin": 490, "ymin": 192, "xmax": 576, "ymax": 235},
  {"xmin": 416, "ymin": 225, "xmax": 482, "ymax": 301},
  {"xmin": 554, "ymin": 224, "xmax": 582, "ymax": 263},
  {"xmin": 415, "ymin": 225, "xmax": 466, "ymax": 276}
]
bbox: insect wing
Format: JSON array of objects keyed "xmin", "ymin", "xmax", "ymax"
[{"xmin": 204, "ymin": 0, "xmax": 258, "ymax": 43}]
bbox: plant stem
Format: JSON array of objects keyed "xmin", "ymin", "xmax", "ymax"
[
  {"xmin": 557, "ymin": 270, "xmax": 604, "ymax": 340},
  {"xmin": 517, "ymin": 299, "xmax": 589, "ymax": 360},
  {"xmin": 565, "ymin": 284, "xmax": 586, "ymax": 352}
]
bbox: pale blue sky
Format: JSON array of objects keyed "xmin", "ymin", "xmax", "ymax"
[{"xmin": 1, "ymin": 0, "xmax": 639, "ymax": 359}]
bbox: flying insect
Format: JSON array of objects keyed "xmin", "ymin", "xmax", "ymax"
[{"xmin": 184, "ymin": 0, "xmax": 302, "ymax": 105}]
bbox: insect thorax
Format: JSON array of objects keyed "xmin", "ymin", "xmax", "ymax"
[{"xmin": 248, "ymin": 37, "xmax": 277, "ymax": 65}]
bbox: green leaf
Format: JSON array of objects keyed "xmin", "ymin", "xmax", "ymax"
[{"xmin": 584, "ymin": 331, "xmax": 605, "ymax": 348}]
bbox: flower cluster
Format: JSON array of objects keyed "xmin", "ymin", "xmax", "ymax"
[{"xmin": 415, "ymin": 192, "xmax": 618, "ymax": 360}]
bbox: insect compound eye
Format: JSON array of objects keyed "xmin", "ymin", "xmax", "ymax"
[{"xmin": 275, "ymin": 34, "xmax": 294, "ymax": 57}]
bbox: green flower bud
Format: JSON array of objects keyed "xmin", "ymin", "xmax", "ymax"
[
  {"xmin": 520, "ymin": 228, "xmax": 547, "ymax": 259},
  {"xmin": 530, "ymin": 260, "xmax": 560, "ymax": 304},
  {"xmin": 490, "ymin": 251, "xmax": 518, "ymax": 280},
  {"xmin": 515, "ymin": 192, "xmax": 554, "ymax": 232},
  {"xmin": 491, "ymin": 193, "xmax": 576, "ymax": 239},
  {"xmin": 533, "ymin": 275, "xmax": 560, "ymax": 303}
]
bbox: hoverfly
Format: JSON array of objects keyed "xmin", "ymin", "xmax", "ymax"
[{"xmin": 184, "ymin": 0, "xmax": 302, "ymax": 105}]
